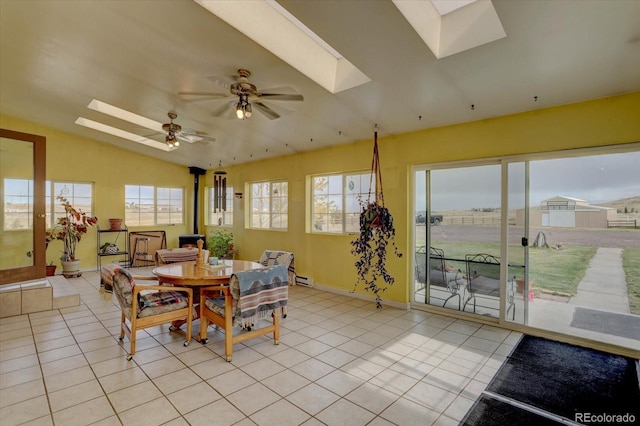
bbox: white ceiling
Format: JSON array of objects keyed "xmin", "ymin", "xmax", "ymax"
[{"xmin": 1, "ymin": 0, "xmax": 639, "ymax": 170}]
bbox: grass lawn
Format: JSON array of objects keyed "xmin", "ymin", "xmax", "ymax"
[
  {"xmin": 426, "ymin": 240, "xmax": 596, "ymax": 296},
  {"xmin": 528, "ymin": 245, "xmax": 597, "ymax": 295},
  {"xmin": 623, "ymin": 247, "xmax": 640, "ymax": 315}
]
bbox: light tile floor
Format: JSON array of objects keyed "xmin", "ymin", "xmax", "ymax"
[{"xmin": 0, "ymin": 270, "xmax": 522, "ymax": 426}]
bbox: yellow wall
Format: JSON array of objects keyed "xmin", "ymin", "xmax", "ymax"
[
  {"xmin": 1, "ymin": 115, "xmax": 195, "ymax": 270},
  {"xmin": 2, "ymin": 92, "xmax": 639, "ymax": 301},
  {"xmin": 204, "ymin": 92, "xmax": 640, "ymax": 304}
]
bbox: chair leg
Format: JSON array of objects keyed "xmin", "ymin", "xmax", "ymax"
[
  {"xmin": 119, "ymin": 312, "xmax": 126, "ymax": 341},
  {"xmin": 127, "ymin": 316, "xmax": 137, "ymax": 361},
  {"xmin": 273, "ymin": 311, "xmax": 280, "ymax": 345},
  {"xmin": 224, "ymin": 311, "xmax": 233, "ymax": 362},
  {"xmin": 185, "ymin": 307, "xmax": 192, "ymax": 347}
]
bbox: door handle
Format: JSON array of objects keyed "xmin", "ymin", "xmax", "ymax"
[{"xmin": 37, "ymin": 214, "xmax": 46, "ymax": 218}]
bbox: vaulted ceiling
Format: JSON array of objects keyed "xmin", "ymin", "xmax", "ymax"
[{"xmin": 1, "ymin": 0, "xmax": 639, "ymax": 169}]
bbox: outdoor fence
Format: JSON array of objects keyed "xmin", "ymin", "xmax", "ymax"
[
  {"xmin": 445, "ymin": 216, "xmax": 502, "ymax": 226},
  {"xmin": 608, "ymin": 219, "xmax": 638, "ymax": 229}
]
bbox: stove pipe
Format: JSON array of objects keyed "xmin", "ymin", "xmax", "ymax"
[{"xmin": 188, "ymin": 166, "xmax": 207, "ymax": 234}]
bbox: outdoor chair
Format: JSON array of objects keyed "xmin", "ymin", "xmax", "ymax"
[
  {"xmin": 415, "ymin": 246, "xmax": 465, "ymax": 309},
  {"xmin": 463, "ymin": 253, "xmax": 515, "ymax": 319}
]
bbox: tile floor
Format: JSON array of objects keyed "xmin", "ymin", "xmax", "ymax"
[{"xmin": 0, "ymin": 270, "xmax": 522, "ymax": 426}]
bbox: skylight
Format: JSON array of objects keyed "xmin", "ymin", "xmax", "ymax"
[
  {"xmin": 87, "ymin": 99, "xmax": 163, "ymax": 133},
  {"xmin": 431, "ymin": 0, "xmax": 476, "ymax": 16},
  {"xmin": 193, "ymin": 0, "xmax": 370, "ymax": 94},
  {"xmin": 392, "ymin": 0, "xmax": 505, "ymax": 59},
  {"xmin": 75, "ymin": 117, "xmax": 176, "ymax": 152}
]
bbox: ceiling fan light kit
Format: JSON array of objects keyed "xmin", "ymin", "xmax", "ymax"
[
  {"xmin": 235, "ymin": 95, "xmax": 252, "ymax": 120},
  {"xmin": 164, "ymin": 112, "xmax": 181, "ymax": 147},
  {"xmin": 180, "ymin": 68, "xmax": 303, "ymax": 120}
]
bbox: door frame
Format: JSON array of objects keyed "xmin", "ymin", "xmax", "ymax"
[{"xmin": 0, "ymin": 128, "xmax": 46, "ymax": 285}]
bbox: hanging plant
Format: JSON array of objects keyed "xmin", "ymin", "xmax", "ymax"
[{"xmin": 350, "ymin": 128, "xmax": 402, "ymax": 308}]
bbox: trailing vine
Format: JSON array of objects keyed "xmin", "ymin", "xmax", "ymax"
[{"xmin": 350, "ymin": 129, "xmax": 402, "ymax": 308}]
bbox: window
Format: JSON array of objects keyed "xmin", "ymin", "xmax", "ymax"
[
  {"xmin": 48, "ymin": 182, "xmax": 94, "ymax": 228},
  {"xmin": 311, "ymin": 172, "xmax": 374, "ymax": 233},
  {"xmin": 3, "ymin": 178, "xmax": 33, "ymax": 230},
  {"xmin": 206, "ymin": 185, "xmax": 234, "ymax": 226},
  {"xmin": 125, "ymin": 185, "xmax": 183, "ymax": 226},
  {"xmin": 4, "ymin": 180, "xmax": 94, "ymax": 230},
  {"xmin": 156, "ymin": 187, "xmax": 183, "ymax": 225},
  {"xmin": 249, "ymin": 181, "xmax": 288, "ymax": 229}
]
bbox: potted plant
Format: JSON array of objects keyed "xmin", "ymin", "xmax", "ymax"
[
  {"xmin": 48, "ymin": 194, "xmax": 98, "ymax": 277},
  {"xmin": 207, "ymin": 229, "xmax": 234, "ymax": 259},
  {"xmin": 45, "ymin": 262, "xmax": 57, "ymax": 277},
  {"xmin": 45, "ymin": 230, "xmax": 57, "ymax": 276},
  {"xmin": 350, "ymin": 130, "xmax": 402, "ymax": 308}
]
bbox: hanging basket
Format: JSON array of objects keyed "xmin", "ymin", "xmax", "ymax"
[{"xmin": 351, "ymin": 129, "xmax": 402, "ymax": 308}]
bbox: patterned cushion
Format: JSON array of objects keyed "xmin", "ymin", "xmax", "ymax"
[
  {"xmin": 137, "ymin": 291, "xmax": 189, "ymax": 318},
  {"xmin": 113, "ymin": 272, "xmax": 134, "ymax": 319},
  {"xmin": 204, "ymin": 297, "xmax": 228, "ymax": 318},
  {"xmin": 257, "ymin": 250, "xmax": 295, "ymax": 284}
]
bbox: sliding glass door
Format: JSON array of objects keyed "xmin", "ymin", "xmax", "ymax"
[
  {"xmin": 414, "ymin": 163, "xmax": 507, "ymax": 319},
  {"xmin": 413, "ymin": 145, "xmax": 640, "ymax": 351},
  {"xmin": 516, "ymin": 151, "xmax": 640, "ymax": 350}
]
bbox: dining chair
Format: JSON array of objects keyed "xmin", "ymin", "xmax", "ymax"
[
  {"xmin": 199, "ymin": 264, "xmax": 289, "ymax": 362},
  {"xmin": 257, "ymin": 250, "xmax": 295, "ymax": 317},
  {"xmin": 101, "ymin": 263, "xmax": 193, "ymax": 360}
]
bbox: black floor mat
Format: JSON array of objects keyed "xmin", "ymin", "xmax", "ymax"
[
  {"xmin": 461, "ymin": 394, "xmax": 561, "ymax": 426},
  {"xmin": 485, "ymin": 335, "xmax": 640, "ymax": 421},
  {"xmin": 570, "ymin": 307, "xmax": 640, "ymax": 340}
]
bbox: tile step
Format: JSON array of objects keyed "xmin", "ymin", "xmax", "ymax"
[{"xmin": 48, "ymin": 275, "xmax": 81, "ymax": 309}]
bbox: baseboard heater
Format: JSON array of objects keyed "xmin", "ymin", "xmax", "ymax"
[{"xmin": 296, "ymin": 275, "xmax": 314, "ymax": 287}]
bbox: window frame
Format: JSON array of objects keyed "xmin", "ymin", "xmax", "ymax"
[
  {"xmin": 247, "ymin": 180, "xmax": 288, "ymax": 230},
  {"xmin": 48, "ymin": 181, "xmax": 94, "ymax": 229},
  {"xmin": 125, "ymin": 184, "xmax": 184, "ymax": 227},
  {"xmin": 310, "ymin": 171, "xmax": 375, "ymax": 234}
]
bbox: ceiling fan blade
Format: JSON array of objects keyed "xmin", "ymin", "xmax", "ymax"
[
  {"xmin": 212, "ymin": 100, "xmax": 238, "ymax": 119},
  {"xmin": 259, "ymin": 93, "xmax": 304, "ymax": 101},
  {"xmin": 178, "ymin": 91, "xmax": 232, "ymax": 103},
  {"xmin": 205, "ymin": 74, "xmax": 236, "ymax": 89},
  {"xmin": 176, "ymin": 132, "xmax": 216, "ymax": 144},
  {"xmin": 258, "ymin": 86, "xmax": 304, "ymax": 101},
  {"xmin": 253, "ymin": 102, "xmax": 280, "ymax": 120}
]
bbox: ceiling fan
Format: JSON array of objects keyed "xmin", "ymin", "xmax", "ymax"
[
  {"xmin": 179, "ymin": 69, "xmax": 304, "ymax": 120},
  {"xmin": 158, "ymin": 112, "xmax": 216, "ymax": 148}
]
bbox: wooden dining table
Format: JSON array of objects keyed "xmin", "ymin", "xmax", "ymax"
[
  {"xmin": 152, "ymin": 259, "xmax": 263, "ymax": 340},
  {"xmin": 153, "ymin": 259, "xmax": 263, "ymax": 287}
]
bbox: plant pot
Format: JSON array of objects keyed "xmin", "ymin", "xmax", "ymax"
[
  {"xmin": 61, "ymin": 259, "xmax": 81, "ymax": 277},
  {"xmin": 516, "ymin": 279, "xmax": 534, "ymax": 294},
  {"xmin": 46, "ymin": 265, "xmax": 57, "ymax": 276},
  {"xmin": 108, "ymin": 218, "xmax": 123, "ymax": 231}
]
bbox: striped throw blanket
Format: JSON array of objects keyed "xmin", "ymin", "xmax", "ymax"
[
  {"xmin": 155, "ymin": 248, "xmax": 202, "ymax": 264},
  {"xmin": 234, "ymin": 265, "xmax": 288, "ymax": 328}
]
